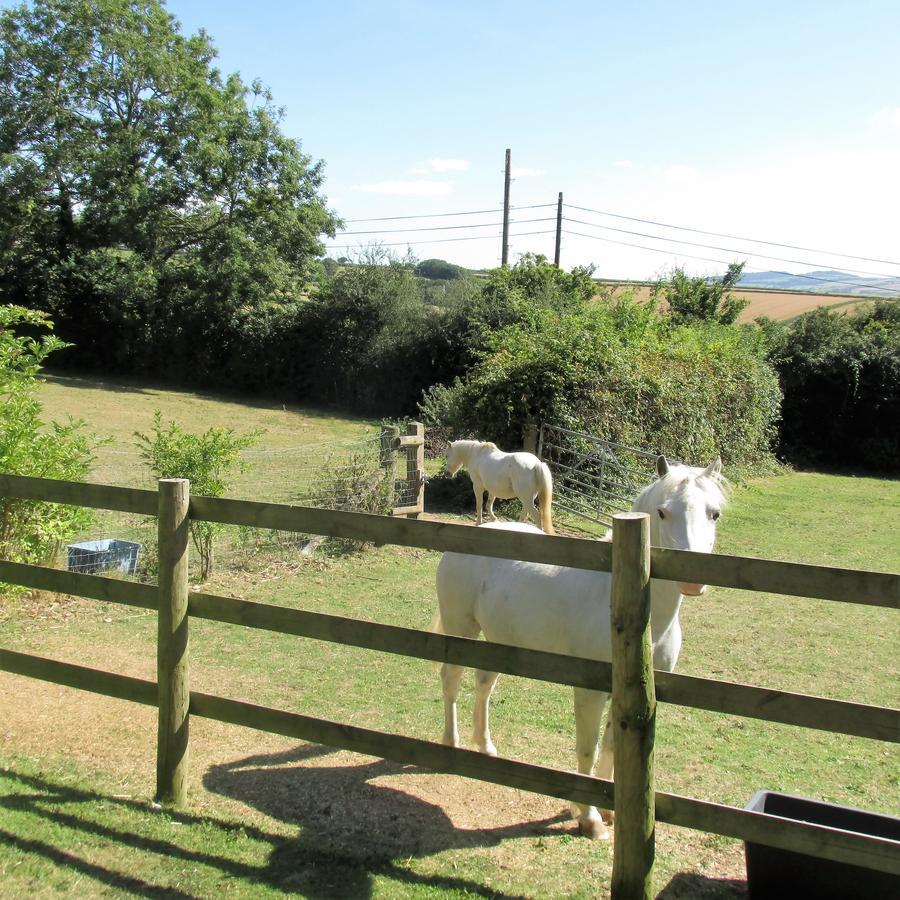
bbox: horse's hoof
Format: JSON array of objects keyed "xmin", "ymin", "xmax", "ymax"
[
  {"xmin": 478, "ymin": 743, "xmax": 497, "ymax": 757},
  {"xmin": 441, "ymin": 735, "xmax": 459, "ymax": 748},
  {"xmin": 578, "ymin": 817, "xmax": 611, "ymax": 841}
]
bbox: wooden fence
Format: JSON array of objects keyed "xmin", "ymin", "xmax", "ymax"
[{"xmin": 0, "ymin": 472, "xmax": 898, "ymax": 898}]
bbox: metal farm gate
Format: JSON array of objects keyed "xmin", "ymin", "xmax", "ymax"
[{"xmin": 535, "ymin": 423, "xmax": 666, "ymax": 527}]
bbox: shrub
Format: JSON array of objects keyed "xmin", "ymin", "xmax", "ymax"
[
  {"xmin": 134, "ymin": 412, "xmax": 263, "ymax": 580},
  {"xmin": 763, "ymin": 302, "xmax": 900, "ymax": 471},
  {"xmin": 0, "ymin": 306, "xmax": 94, "ymax": 576},
  {"xmin": 420, "ymin": 296, "xmax": 780, "ymax": 471}
]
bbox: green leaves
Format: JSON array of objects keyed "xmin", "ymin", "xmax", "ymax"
[{"xmin": 134, "ymin": 410, "xmax": 262, "ymax": 579}]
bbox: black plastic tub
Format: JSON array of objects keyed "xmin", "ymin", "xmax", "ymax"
[{"xmin": 744, "ymin": 790, "xmax": 900, "ymax": 900}]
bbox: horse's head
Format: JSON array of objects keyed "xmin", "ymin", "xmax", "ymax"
[
  {"xmin": 635, "ymin": 455, "xmax": 727, "ymax": 596},
  {"xmin": 445, "ymin": 441, "xmax": 465, "ymax": 476}
]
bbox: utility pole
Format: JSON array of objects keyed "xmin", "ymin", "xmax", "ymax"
[
  {"xmin": 554, "ymin": 191, "xmax": 563, "ymax": 267},
  {"xmin": 501, "ymin": 148, "xmax": 511, "ymax": 266}
]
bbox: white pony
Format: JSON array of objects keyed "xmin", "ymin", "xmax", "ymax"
[
  {"xmin": 445, "ymin": 439, "xmax": 555, "ymax": 534},
  {"xmin": 433, "ymin": 455, "xmax": 726, "ymax": 840}
]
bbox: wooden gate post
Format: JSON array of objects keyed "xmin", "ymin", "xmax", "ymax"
[
  {"xmin": 404, "ymin": 421, "xmax": 425, "ymax": 518},
  {"xmin": 156, "ymin": 478, "xmax": 190, "ymax": 805},
  {"xmin": 611, "ymin": 512, "xmax": 655, "ymax": 899}
]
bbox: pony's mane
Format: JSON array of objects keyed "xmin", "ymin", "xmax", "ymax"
[{"xmin": 632, "ymin": 463, "xmax": 729, "ymax": 515}]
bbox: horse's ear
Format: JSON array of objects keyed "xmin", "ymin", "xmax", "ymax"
[
  {"xmin": 703, "ymin": 457, "xmax": 722, "ymax": 477},
  {"xmin": 656, "ymin": 455, "xmax": 669, "ymax": 477}
]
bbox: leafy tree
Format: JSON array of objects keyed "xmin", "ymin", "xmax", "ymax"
[
  {"xmin": 654, "ymin": 262, "xmax": 750, "ymax": 325},
  {"xmin": 0, "ymin": 305, "xmax": 94, "ymax": 576},
  {"xmin": 0, "ymin": 0, "xmax": 338, "ymax": 375},
  {"xmin": 415, "ymin": 258, "xmax": 464, "ymax": 281},
  {"xmin": 134, "ymin": 411, "xmax": 262, "ymax": 580}
]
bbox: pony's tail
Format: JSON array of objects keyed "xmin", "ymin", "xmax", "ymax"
[{"xmin": 537, "ymin": 462, "xmax": 555, "ymax": 535}]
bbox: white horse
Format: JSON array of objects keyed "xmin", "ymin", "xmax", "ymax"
[
  {"xmin": 445, "ymin": 439, "xmax": 555, "ymax": 534},
  {"xmin": 433, "ymin": 455, "xmax": 726, "ymax": 840}
]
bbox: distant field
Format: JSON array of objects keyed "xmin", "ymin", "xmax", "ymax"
[{"xmin": 599, "ymin": 282, "xmax": 891, "ymax": 322}]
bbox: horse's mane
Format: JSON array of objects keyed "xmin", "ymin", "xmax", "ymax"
[{"xmin": 632, "ymin": 463, "xmax": 729, "ymax": 515}]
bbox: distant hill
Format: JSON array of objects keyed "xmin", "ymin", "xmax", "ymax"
[{"xmin": 736, "ymin": 269, "xmax": 900, "ymax": 297}]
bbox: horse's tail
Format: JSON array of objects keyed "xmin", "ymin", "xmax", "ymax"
[{"xmin": 537, "ymin": 462, "xmax": 554, "ymax": 535}]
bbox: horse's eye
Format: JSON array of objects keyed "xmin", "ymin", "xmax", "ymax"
[
  {"xmin": 710, "ymin": 510, "xmax": 721, "ymax": 521},
  {"xmin": 657, "ymin": 508, "xmax": 666, "ymax": 520}
]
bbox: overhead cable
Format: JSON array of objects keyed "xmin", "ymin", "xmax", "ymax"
[
  {"xmin": 562, "ymin": 229, "xmax": 899, "ymax": 294},
  {"xmin": 562, "ymin": 217, "xmax": 899, "ymax": 281},
  {"xmin": 564, "ymin": 203, "xmax": 900, "ymax": 268}
]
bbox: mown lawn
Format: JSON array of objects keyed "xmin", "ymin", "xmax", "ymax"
[{"xmin": 0, "ymin": 377, "xmax": 897, "ymax": 898}]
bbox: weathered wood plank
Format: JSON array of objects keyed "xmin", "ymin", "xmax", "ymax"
[
  {"xmin": 156, "ymin": 479, "xmax": 190, "ymax": 806},
  {"xmin": 188, "ymin": 494, "xmax": 615, "ymax": 571},
  {"xmin": 655, "ymin": 671, "xmax": 900, "ymax": 743},
  {"xmin": 0, "ymin": 473, "xmax": 157, "ymax": 515},
  {"xmin": 187, "ymin": 591, "xmax": 613, "ymax": 691},
  {"xmin": 0, "ymin": 560, "xmax": 157, "ymax": 609},
  {"xmin": 0, "ymin": 556, "xmax": 892, "ymax": 742},
  {"xmin": 656, "ymin": 791, "xmax": 900, "ymax": 877},
  {"xmin": 611, "ymin": 513, "xmax": 655, "ymax": 899},
  {"xmin": 188, "ymin": 690, "xmax": 615, "ymax": 810},
  {"xmin": 0, "ymin": 648, "xmax": 157, "ymax": 706},
  {"xmin": 652, "ymin": 546, "xmax": 899, "ymax": 608},
  {"xmin": 3, "ymin": 647, "xmax": 895, "ymax": 876}
]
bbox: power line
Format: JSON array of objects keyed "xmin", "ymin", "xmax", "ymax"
[
  {"xmin": 342, "ymin": 203, "xmax": 555, "ymax": 223},
  {"xmin": 325, "ymin": 229, "xmax": 556, "ymax": 251},
  {"xmin": 562, "ymin": 216, "xmax": 900, "ymax": 281},
  {"xmin": 337, "ymin": 217, "xmax": 555, "ymax": 236},
  {"xmin": 562, "ymin": 229, "xmax": 899, "ymax": 294},
  {"xmin": 564, "ymin": 203, "xmax": 900, "ymax": 269}
]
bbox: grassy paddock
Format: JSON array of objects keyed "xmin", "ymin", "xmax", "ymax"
[{"xmin": 0, "ymin": 378, "xmax": 897, "ymax": 897}]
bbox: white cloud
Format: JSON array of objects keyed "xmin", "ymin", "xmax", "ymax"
[
  {"xmin": 511, "ymin": 166, "xmax": 546, "ymax": 178},
  {"xmin": 662, "ymin": 164, "xmax": 699, "ymax": 185},
  {"xmin": 612, "ymin": 160, "xmax": 634, "ymax": 168},
  {"xmin": 350, "ymin": 180, "xmax": 452, "ymax": 196},
  {"xmin": 870, "ymin": 106, "xmax": 900, "ymax": 133},
  {"xmin": 412, "ymin": 158, "xmax": 469, "ymax": 174}
]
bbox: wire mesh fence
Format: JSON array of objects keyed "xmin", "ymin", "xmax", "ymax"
[
  {"xmin": 45, "ymin": 429, "xmax": 421, "ymax": 583},
  {"xmin": 538, "ymin": 423, "xmax": 666, "ymax": 528}
]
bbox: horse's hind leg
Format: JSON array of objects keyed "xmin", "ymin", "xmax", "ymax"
[
  {"xmin": 572, "ymin": 687, "xmax": 611, "ymax": 840},
  {"xmin": 472, "ymin": 669, "xmax": 500, "ymax": 755},
  {"xmin": 485, "ymin": 492, "xmax": 497, "ymax": 522},
  {"xmin": 595, "ymin": 712, "xmax": 615, "ymax": 825},
  {"xmin": 440, "ymin": 663, "xmax": 465, "ymax": 747}
]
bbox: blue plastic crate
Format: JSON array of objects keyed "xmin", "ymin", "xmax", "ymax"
[{"xmin": 67, "ymin": 539, "xmax": 141, "ymax": 576}]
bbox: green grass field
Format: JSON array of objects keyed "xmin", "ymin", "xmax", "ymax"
[{"xmin": 0, "ymin": 376, "xmax": 897, "ymax": 898}]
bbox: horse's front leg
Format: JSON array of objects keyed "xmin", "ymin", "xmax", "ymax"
[
  {"xmin": 473, "ymin": 483, "xmax": 484, "ymax": 525},
  {"xmin": 571, "ymin": 687, "xmax": 611, "ymax": 840},
  {"xmin": 440, "ymin": 663, "xmax": 465, "ymax": 747},
  {"xmin": 472, "ymin": 669, "xmax": 500, "ymax": 755}
]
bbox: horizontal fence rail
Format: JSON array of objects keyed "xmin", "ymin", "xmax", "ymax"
[
  {"xmin": 3, "ymin": 473, "xmax": 898, "ymax": 607},
  {"xmin": 2, "ymin": 647, "xmax": 897, "ymax": 877},
  {"xmin": 3, "ymin": 560, "xmax": 896, "ymax": 743},
  {"xmin": 2, "ymin": 472, "xmax": 899, "ymax": 892}
]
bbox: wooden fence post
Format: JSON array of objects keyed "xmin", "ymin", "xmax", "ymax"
[
  {"xmin": 611, "ymin": 512, "xmax": 655, "ymax": 899},
  {"xmin": 405, "ymin": 421, "xmax": 425, "ymax": 518},
  {"xmin": 156, "ymin": 478, "xmax": 190, "ymax": 805}
]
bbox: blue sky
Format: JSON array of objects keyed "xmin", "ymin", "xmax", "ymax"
[{"xmin": 36, "ymin": 1, "xmax": 900, "ymax": 278}]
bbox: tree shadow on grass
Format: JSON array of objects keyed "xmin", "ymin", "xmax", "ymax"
[
  {"xmin": 203, "ymin": 743, "xmax": 574, "ymax": 897},
  {"xmin": 1, "ymin": 753, "xmax": 571, "ymax": 898}
]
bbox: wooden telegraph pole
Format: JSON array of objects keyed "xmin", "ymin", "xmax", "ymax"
[
  {"xmin": 501, "ymin": 148, "xmax": 511, "ymax": 266},
  {"xmin": 554, "ymin": 191, "xmax": 563, "ymax": 267}
]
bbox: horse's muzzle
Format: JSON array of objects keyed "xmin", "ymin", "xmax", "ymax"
[{"xmin": 678, "ymin": 583, "xmax": 707, "ymax": 596}]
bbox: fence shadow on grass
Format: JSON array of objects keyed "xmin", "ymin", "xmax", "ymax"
[
  {"xmin": 203, "ymin": 743, "xmax": 575, "ymax": 897},
  {"xmin": 1, "ymin": 758, "xmax": 568, "ymax": 899},
  {"xmin": 657, "ymin": 870, "xmax": 747, "ymax": 898}
]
